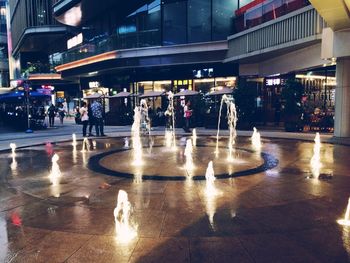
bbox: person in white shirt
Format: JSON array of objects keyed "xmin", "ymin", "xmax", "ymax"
[{"xmin": 79, "ymin": 102, "xmax": 89, "ymax": 137}]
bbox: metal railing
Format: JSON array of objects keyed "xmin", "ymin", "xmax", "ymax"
[
  {"xmin": 227, "ymin": 6, "xmax": 326, "ymax": 59},
  {"xmin": 52, "ymin": 29, "xmax": 161, "ymax": 66}
]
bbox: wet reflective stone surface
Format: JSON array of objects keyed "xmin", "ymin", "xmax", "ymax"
[{"xmin": 0, "ymin": 136, "xmax": 350, "ymax": 263}]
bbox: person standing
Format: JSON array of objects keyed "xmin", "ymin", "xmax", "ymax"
[
  {"xmin": 91, "ymin": 99, "xmax": 106, "ymax": 136},
  {"xmin": 57, "ymin": 103, "xmax": 65, "ymax": 125},
  {"xmin": 48, "ymin": 104, "xmax": 56, "ymax": 127},
  {"xmin": 79, "ymin": 102, "xmax": 89, "ymax": 137},
  {"xmin": 183, "ymin": 101, "xmax": 192, "ymax": 133},
  {"xmin": 88, "ymin": 102, "xmax": 95, "ymax": 136}
]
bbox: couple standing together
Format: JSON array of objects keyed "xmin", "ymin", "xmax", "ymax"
[{"xmin": 80, "ymin": 100, "xmax": 106, "ymax": 137}]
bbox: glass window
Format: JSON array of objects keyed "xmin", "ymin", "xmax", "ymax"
[
  {"xmin": 239, "ymin": 0, "xmax": 251, "ymax": 8},
  {"xmin": 188, "ymin": 0, "xmax": 211, "ymax": 43},
  {"xmin": 212, "ymin": 0, "xmax": 237, "ymax": 41},
  {"xmin": 163, "ymin": 1, "xmax": 187, "ymax": 45},
  {"xmin": 245, "ymin": 4, "xmax": 263, "ymax": 28},
  {"xmin": 263, "ymin": 0, "xmax": 284, "ymax": 22}
]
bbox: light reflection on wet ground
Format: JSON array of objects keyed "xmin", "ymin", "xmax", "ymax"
[{"xmin": 0, "ymin": 136, "xmax": 349, "ymax": 263}]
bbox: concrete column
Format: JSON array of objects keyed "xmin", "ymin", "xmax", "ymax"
[{"xmin": 334, "ymin": 58, "xmax": 350, "ymax": 137}]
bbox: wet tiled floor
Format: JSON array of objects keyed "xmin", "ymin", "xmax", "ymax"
[{"xmin": 0, "ymin": 136, "xmax": 349, "ymax": 263}]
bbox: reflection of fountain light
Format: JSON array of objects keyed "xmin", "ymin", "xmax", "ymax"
[
  {"xmin": 192, "ymin": 128, "xmax": 197, "ymax": 146},
  {"xmin": 184, "ymin": 139, "xmax": 194, "ymax": 176},
  {"xmin": 215, "ymin": 95, "xmax": 238, "ymax": 161},
  {"xmin": 114, "ymin": 190, "xmax": 138, "ymax": 243},
  {"xmin": 251, "ymin": 127, "xmax": 262, "ymax": 150},
  {"xmin": 72, "ymin": 134, "xmax": 77, "ymax": 146},
  {"xmin": 49, "ymin": 154, "xmax": 62, "ymax": 197},
  {"xmin": 132, "ymin": 106, "xmax": 143, "ymax": 166},
  {"xmin": 81, "ymin": 138, "xmax": 90, "ymax": 152},
  {"xmin": 310, "ymin": 133, "xmax": 322, "ymax": 178},
  {"xmin": 338, "ymin": 197, "xmax": 350, "ymax": 226},
  {"xmin": 92, "ymin": 140, "xmax": 97, "ymax": 149}
]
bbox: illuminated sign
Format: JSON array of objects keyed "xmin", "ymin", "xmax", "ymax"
[
  {"xmin": 89, "ymin": 81, "xmax": 100, "ymax": 88},
  {"xmin": 266, "ymin": 78, "xmax": 281, "ymax": 86},
  {"xmin": 67, "ymin": 33, "xmax": 83, "ymax": 49},
  {"xmin": 193, "ymin": 68, "xmax": 214, "ymax": 78}
]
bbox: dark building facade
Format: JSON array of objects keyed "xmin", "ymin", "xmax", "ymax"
[{"xmin": 0, "ymin": 0, "xmax": 9, "ymax": 88}]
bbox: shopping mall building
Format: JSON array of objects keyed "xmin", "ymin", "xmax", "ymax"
[{"xmin": 7, "ymin": 0, "xmax": 350, "ymax": 137}]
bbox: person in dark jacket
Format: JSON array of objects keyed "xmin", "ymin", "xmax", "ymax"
[{"xmin": 47, "ymin": 104, "xmax": 56, "ymax": 127}]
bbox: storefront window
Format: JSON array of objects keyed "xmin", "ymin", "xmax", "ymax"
[
  {"xmin": 188, "ymin": 0, "xmax": 211, "ymax": 43},
  {"xmin": 163, "ymin": 0, "xmax": 187, "ymax": 45}
]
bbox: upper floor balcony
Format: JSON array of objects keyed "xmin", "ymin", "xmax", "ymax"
[{"xmin": 226, "ymin": 4, "xmax": 326, "ymax": 63}]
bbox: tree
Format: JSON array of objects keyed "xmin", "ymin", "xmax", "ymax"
[
  {"xmin": 281, "ymin": 79, "xmax": 304, "ymax": 131},
  {"xmin": 233, "ymin": 78, "xmax": 258, "ymax": 129}
]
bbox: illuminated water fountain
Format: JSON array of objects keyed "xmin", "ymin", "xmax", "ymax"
[
  {"xmin": 9, "ymin": 143, "xmax": 17, "ymax": 174},
  {"xmin": 10, "ymin": 143, "xmax": 16, "ymax": 156},
  {"xmin": 131, "ymin": 106, "xmax": 143, "ymax": 166},
  {"xmin": 49, "ymin": 154, "xmax": 62, "ymax": 197},
  {"xmin": 140, "ymin": 99, "xmax": 150, "ymax": 135},
  {"xmin": 114, "ymin": 190, "xmax": 138, "ymax": 243},
  {"xmin": 215, "ymin": 95, "xmax": 238, "ymax": 161},
  {"xmin": 205, "ymin": 161, "xmax": 216, "ymax": 194},
  {"xmin": 310, "ymin": 133, "xmax": 322, "ymax": 178},
  {"xmin": 251, "ymin": 127, "xmax": 262, "ymax": 150},
  {"xmin": 204, "ymin": 161, "xmax": 220, "ymax": 230},
  {"xmin": 72, "ymin": 133, "xmax": 77, "ymax": 147},
  {"xmin": 338, "ymin": 197, "xmax": 350, "ymax": 227},
  {"xmin": 192, "ymin": 128, "xmax": 197, "ymax": 146},
  {"xmin": 164, "ymin": 91, "xmax": 176, "ymax": 150},
  {"xmin": 184, "ymin": 139, "xmax": 194, "ymax": 176},
  {"xmin": 81, "ymin": 138, "xmax": 91, "ymax": 152},
  {"xmin": 72, "ymin": 134, "xmax": 77, "ymax": 163}
]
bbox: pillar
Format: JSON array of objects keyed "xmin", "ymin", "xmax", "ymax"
[{"xmin": 334, "ymin": 58, "xmax": 350, "ymax": 137}]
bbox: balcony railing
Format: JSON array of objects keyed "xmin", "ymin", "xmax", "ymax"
[
  {"xmin": 51, "ymin": 29, "xmax": 161, "ymax": 66},
  {"xmin": 234, "ymin": 0, "xmax": 311, "ymax": 33},
  {"xmin": 227, "ymin": 6, "xmax": 326, "ymax": 60}
]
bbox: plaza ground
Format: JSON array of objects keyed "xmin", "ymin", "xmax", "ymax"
[{"xmin": 0, "ymin": 120, "xmax": 349, "ymax": 263}]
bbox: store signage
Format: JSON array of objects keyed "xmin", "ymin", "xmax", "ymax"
[
  {"xmin": 266, "ymin": 78, "xmax": 281, "ymax": 86},
  {"xmin": 67, "ymin": 33, "xmax": 83, "ymax": 49},
  {"xmin": 37, "ymin": 89, "xmax": 52, "ymax": 95},
  {"xmin": 89, "ymin": 81, "xmax": 100, "ymax": 88}
]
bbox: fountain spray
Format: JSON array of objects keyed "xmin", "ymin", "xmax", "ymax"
[
  {"xmin": 215, "ymin": 95, "xmax": 238, "ymax": 161},
  {"xmin": 310, "ymin": 132, "xmax": 322, "ymax": 178},
  {"xmin": 164, "ymin": 91, "xmax": 176, "ymax": 150},
  {"xmin": 114, "ymin": 190, "xmax": 137, "ymax": 243},
  {"xmin": 72, "ymin": 134, "xmax": 77, "ymax": 147},
  {"xmin": 192, "ymin": 128, "xmax": 197, "ymax": 146},
  {"xmin": 338, "ymin": 197, "xmax": 350, "ymax": 226},
  {"xmin": 81, "ymin": 138, "xmax": 90, "ymax": 152},
  {"xmin": 184, "ymin": 139, "xmax": 194, "ymax": 175},
  {"xmin": 251, "ymin": 127, "xmax": 262, "ymax": 150},
  {"xmin": 10, "ymin": 143, "xmax": 16, "ymax": 156},
  {"xmin": 131, "ymin": 106, "xmax": 143, "ymax": 165}
]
